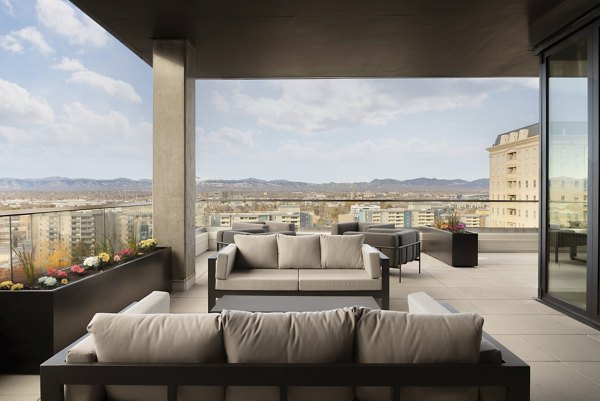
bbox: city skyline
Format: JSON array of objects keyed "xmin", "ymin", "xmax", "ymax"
[{"xmin": 2, "ymin": 0, "xmax": 539, "ymax": 182}]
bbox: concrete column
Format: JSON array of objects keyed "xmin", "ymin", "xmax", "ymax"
[{"xmin": 152, "ymin": 40, "xmax": 196, "ymax": 291}]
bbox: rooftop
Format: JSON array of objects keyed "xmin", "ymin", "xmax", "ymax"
[{"xmin": 3, "ymin": 250, "xmax": 600, "ymax": 401}]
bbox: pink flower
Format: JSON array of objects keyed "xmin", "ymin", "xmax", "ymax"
[
  {"xmin": 47, "ymin": 268, "xmax": 68, "ymax": 279},
  {"xmin": 114, "ymin": 255, "xmax": 121, "ymax": 262},
  {"xmin": 70, "ymin": 265, "xmax": 85, "ymax": 275}
]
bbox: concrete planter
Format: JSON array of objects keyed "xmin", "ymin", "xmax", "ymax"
[
  {"xmin": 0, "ymin": 247, "xmax": 171, "ymax": 373},
  {"xmin": 421, "ymin": 227, "xmax": 478, "ymax": 267}
]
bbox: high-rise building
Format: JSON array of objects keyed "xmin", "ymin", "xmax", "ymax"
[{"xmin": 487, "ymin": 123, "xmax": 539, "ymax": 228}]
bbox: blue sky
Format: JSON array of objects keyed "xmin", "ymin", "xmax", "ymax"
[{"xmin": 1, "ymin": 0, "xmax": 540, "ymax": 183}]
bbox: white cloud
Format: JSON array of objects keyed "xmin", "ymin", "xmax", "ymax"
[
  {"xmin": 54, "ymin": 56, "xmax": 84, "ymax": 71},
  {"xmin": 212, "ymin": 91, "xmax": 230, "ymax": 112},
  {"xmin": 0, "ymin": 78, "xmax": 54, "ymax": 124},
  {"xmin": 227, "ymin": 78, "xmax": 539, "ymax": 134},
  {"xmin": 0, "ymin": 27, "xmax": 53, "ymax": 55},
  {"xmin": 0, "ymin": 33, "xmax": 22, "ymax": 53},
  {"xmin": 54, "ymin": 57, "xmax": 142, "ymax": 103},
  {"xmin": 1, "ymin": 0, "xmax": 14, "ymax": 16},
  {"xmin": 49, "ymin": 102, "xmax": 149, "ymax": 146},
  {"xmin": 17, "ymin": 26, "xmax": 53, "ymax": 55},
  {"xmin": 35, "ymin": 0, "xmax": 108, "ymax": 47},
  {"xmin": 1, "ymin": 103, "xmax": 152, "ymax": 177},
  {"xmin": 199, "ymin": 127, "xmax": 254, "ymax": 153},
  {"xmin": 0, "ymin": 125, "xmax": 28, "ymax": 144}
]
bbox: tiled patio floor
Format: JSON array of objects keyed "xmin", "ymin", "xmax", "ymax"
[{"xmin": 3, "ymin": 252, "xmax": 600, "ymax": 401}]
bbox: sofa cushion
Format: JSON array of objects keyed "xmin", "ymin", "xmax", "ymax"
[
  {"xmin": 222, "ymin": 309, "xmax": 356, "ymax": 401},
  {"xmin": 88, "ymin": 313, "xmax": 224, "ymax": 401},
  {"xmin": 298, "ymin": 269, "xmax": 381, "ymax": 291},
  {"xmin": 234, "ymin": 234, "xmax": 278, "ymax": 268},
  {"xmin": 355, "ymin": 309, "xmax": 483, "ymax": 401},
  {"xmin": 88, "ymin": 313, "xmax": 224, "ymax": 363},
  {"xmin": 277, "ymin": 234, "xmax": 321, "ymax": 269},
  {"xmin": 320, "ymin": 234, "xmax": 364, "ymax": 269},
  {"xmin": 215, "ymin": 269, "xmax": 298, "ymax": 291},
  {"xmin": 222, "ymin": 309, "xmax": 356, "ymax": 363}
]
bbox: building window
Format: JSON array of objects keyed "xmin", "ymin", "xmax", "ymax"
[
  {"xmin": 525, "ymin": 180, "xmax": 528, "ymax": 188},
  {"xmin": 533, "ymin": 180, "xmax": 536, "ymax": 188}
]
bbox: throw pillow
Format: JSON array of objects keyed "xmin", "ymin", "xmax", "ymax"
[
  {"xmin": 320, "ymin": 234, "xmax": 364, "ymax": 269},
  {"xmin": 233, "ymin": 234, "xmax": 278, "ymax": 268},
  {"xmin": 277, "ymin": 234, "xmax": 321, "ymax": 269}
]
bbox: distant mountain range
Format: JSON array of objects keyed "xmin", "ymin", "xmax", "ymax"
[
  {"xmin": 0, "ymin": 177, "xmax": 152, "ymax": 191},
  {"xmin": 197, "ymin": 177, "xmax": 489, "ymax": 192},
  {"xmin": 0, "ymin": 176, "xmax": 489, "ymax": 192}
]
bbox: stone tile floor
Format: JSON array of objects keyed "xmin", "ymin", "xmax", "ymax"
[{"xmin": 3, "ymin": 251, "xmax": 600, "ymax": 400}]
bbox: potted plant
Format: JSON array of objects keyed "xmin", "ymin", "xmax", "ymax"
[{"xmin": 423, "ymin": 213, "xmax": 478, "ymax": 267}]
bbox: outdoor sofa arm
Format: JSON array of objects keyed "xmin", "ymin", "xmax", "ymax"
[
  {"xmin": 362, "ymin": 244, "xmax": 382, "ymax": 279},
  {"xmin": 216, "ymin": 244, "xmax": 237, "ymax": 279}
]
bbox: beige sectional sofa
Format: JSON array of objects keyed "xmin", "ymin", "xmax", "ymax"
[
  {"xmin": 42, "ymin": 291, "xmax": 530, "ymax": 401},
  {"xmin": 208, "ymin": 233, "xmax": 390, "ymax": 309}
]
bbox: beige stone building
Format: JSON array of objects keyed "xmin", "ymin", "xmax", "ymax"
[{"xmin": 487, "ymin": 123, "xmax": 540, "ymax": 228}]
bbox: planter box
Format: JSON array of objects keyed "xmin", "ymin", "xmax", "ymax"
[
  {"xmin": 0, "ymin": 247, "xmax": 171, "ymax": 373},
  {"xmin": 422, "ymin": 228, "xmax": 478, "ymax": 267}
]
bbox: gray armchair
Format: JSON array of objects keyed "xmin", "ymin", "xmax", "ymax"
[
  {"xmin": 337, "ymin": 223, "xmax": 420, "ymax": 282},
  {"xmin": 216, "ymin": 221, "xmax": 296, "ymax": 249},
  {"xmin": 331, "ymin": 221, "xmax": 395, "ymax": 235}
]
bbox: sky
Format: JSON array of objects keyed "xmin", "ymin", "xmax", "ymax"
[{"xmin": 1, "ymin": 0, "xmax": 540, "ymax": 183}]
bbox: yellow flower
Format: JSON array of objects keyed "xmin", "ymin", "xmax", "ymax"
[
  {"xmin": 98, "ymin": 252, "xmax": 110, "ymax": 263},
  {"xmin": 10, "ymin": 283, "xmax": 24, "ymax": 291},
  {"xmin": 61, "ymin": 278, "xmax": 69, "ymax": 285},
  {"xmin": 0, "ymin": 280, "xmax": 14, "ymax": 289}
]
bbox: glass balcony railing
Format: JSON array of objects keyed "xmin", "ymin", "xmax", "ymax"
[
  {"xmin": 1, "ymin": 198, "xmax": 540, "ymax": 283},
  {"xmin": 195, "ymin": 198, "xmax": 540, "ymax": 233},
  {"xmin": 0, "ymin": 203, "xmax": 152, "ymax": 283}
]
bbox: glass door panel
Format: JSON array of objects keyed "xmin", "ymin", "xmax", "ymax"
[{"xmin": 546, "ymin": 38, "xmax": 589, "ymax": 310}]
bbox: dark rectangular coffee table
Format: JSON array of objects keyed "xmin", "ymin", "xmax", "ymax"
[{"xmin": 210, "ymin": 295, "xmax": 380, "ymax": 313}]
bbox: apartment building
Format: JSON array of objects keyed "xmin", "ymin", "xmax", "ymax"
[{"xmin": 487, "ymin": 123, "xmax": 539, "ymax": 228}]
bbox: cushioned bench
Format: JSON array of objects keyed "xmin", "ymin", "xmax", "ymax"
[{"xmin": 208, "ymin": 233, "xmax": 390, "ymax": 310}]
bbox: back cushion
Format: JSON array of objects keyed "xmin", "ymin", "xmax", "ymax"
[
  {"xmin": 222, "ymin": 309, "xmax": 356, "ymax": 363},
  {"xmin": 88, "ymin": 313, "xmax": 225, "ymax": 401},
  {"xmin": 355, "ymin": 309, "xmax": 483, "ymax": 401},
  {"xmin": 222, "ymin": 309, "xmax": 356, "ymax": 401},
  {"xmin": 234, "ymin": 234, "xmax": 278, "ymax": 268},
  {"xmin": 88, "ymin": 313, "xmax": 224, "ymax": 363},
  {"xmin": 356, "ymin": 309, "xmax": 483, "ymax": 363},
  {"xmin": 320, "ymin": 234, "xmax": 364, "ymax": 269},
  {"xmin": 277, "ymin": 234, "xmax": 321, "ymax": 269}
]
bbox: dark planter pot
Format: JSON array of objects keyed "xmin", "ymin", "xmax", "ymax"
[
  {"xmin": 0, "ymin": 247, "xmax": 171, "ymax": 373},
  {"xmin": 422, "ymin": 227, "xmax": 478, "ymax": 267}
]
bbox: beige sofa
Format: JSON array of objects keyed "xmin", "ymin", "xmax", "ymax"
[
  {"xmin": 208, "ymin": 233, "xmax": 390, "ymax": 310},
  {"xmin": 42, "ymin": 291, "xmax": 529, "ymax": 401}
]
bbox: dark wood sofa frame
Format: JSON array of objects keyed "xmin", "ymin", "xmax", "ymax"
[
  {"xmin": 207, "ymin": 252, "xmax": 391, "ymax": 310},
  {"xmin": 40, "ymin": 331, "xmax": 529, "ymax": 401}
]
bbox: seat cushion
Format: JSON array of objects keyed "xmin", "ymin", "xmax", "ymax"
[
  {"xmin": 298, "ymin": 269, "xmax": 381, "ymax": 291},
  {"xmin": 234, "ymin": 234, "xmax": 278, "ymax": 268},
  {"xmin": 215, "ymin": 269, "xmax": 298, "ymax": 291},
  {"xmin": 277, "ymin": 234, "xmax": 321, "ymax": 269},
  {"xmin": 320, "ymin": 234, "xmax": 364, "ymax": 269}
]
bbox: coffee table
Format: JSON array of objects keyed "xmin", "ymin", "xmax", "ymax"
[{"xmin": 210, "ymin": 295, "xmax": 380, "ymax": 313}]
